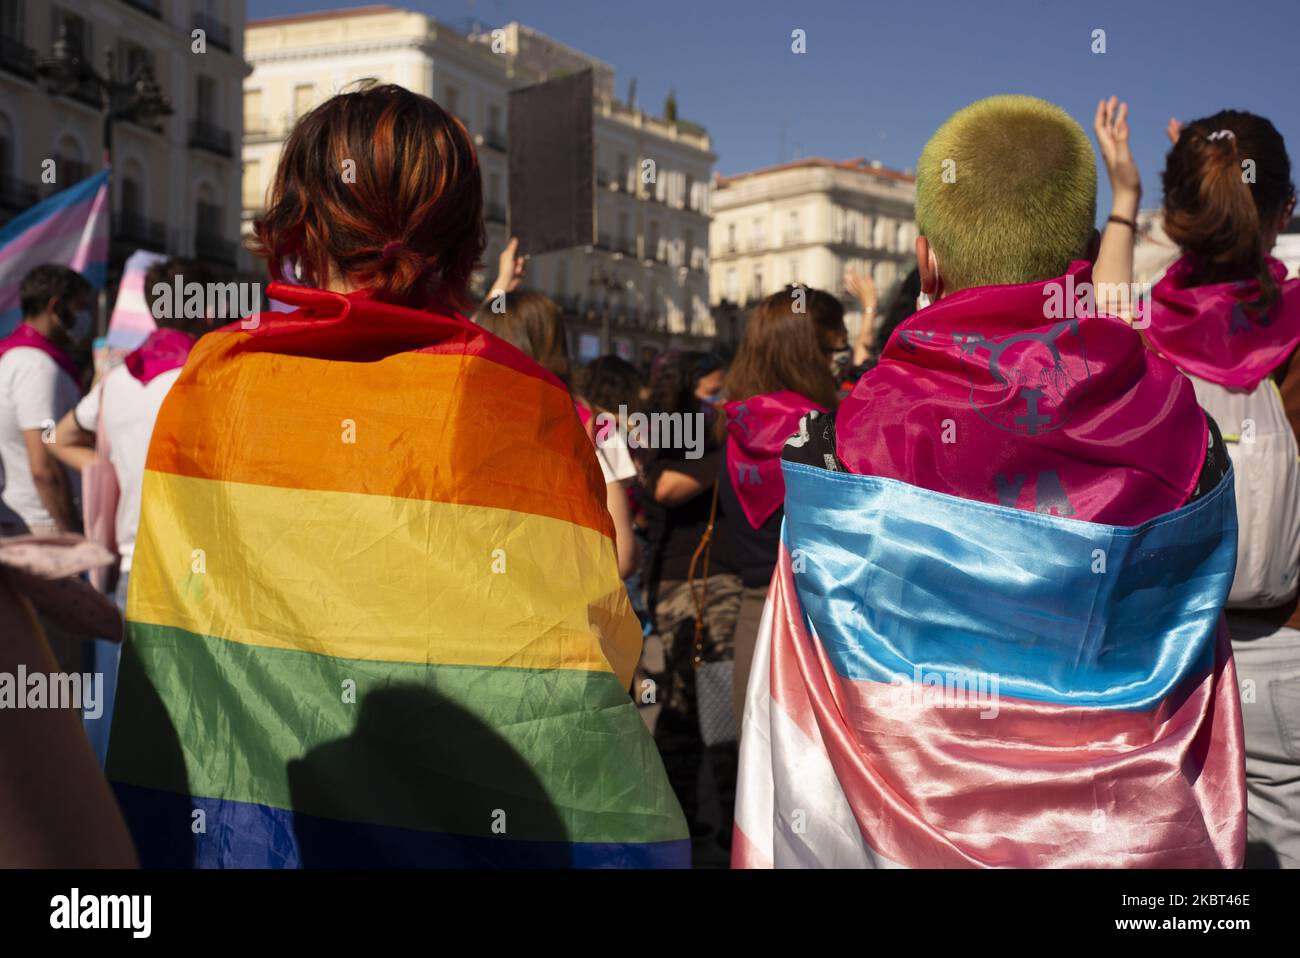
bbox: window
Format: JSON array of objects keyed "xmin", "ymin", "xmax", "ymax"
[
  {"xmin": 196, "ymin": 198, "xmax": 221, "ymax": 236},
  {"xmin": 789, "ymin": 258, "xmax": 799, "ymax": 284},
  {"xmin": 752, "ymin": 265, "xmax": 763, "ymax": 300},
  {"xmin": 726, "ymin": 269, "xmax": 737, "ymax": 302},
  {"xmin": 293, "ymin": 84, "xmax": 313, "ymax": 120},
  {"xmin": 617, "ymin": 152, "xmax": 629, "ymax": 190},
  {"xmin": 0, "ymin": 113, "xmax": 12, "ymax": 176},
  {"xmin": 444, "ymin": 86, "xmax": 460, "ymax": 117},
  {"xmin": 243, "ymin": 90, "xmax": 263, "ymax": 133},
  {"xmin": 1, "ymin": 0, "xmax": 24, "ymax": 43},
  {"xmin": 242, "ymin": 160, "xmax": 261, "ymax": 209},
  {"xmin": 488, "ymin": 104, "xmax": 502, "ymax": 136},
  {"xmin": 196, "ymin": 75, "xmax": 218, "ymax": 120},
  {"xmin": 786, "ymin": 210, "xmax": 800, "ymax": 243},
  {"xmin": 117, "ymin": 39, "xmax": 152, "ymax": 82},
  {"xmin": 488, "ymin": 173, "xmax": 500, "ymax": 204},
  {"xmin": 52, "ymin": 7, "xmax": 89, "ymax": 58},
  {"xmin": 727, "ymin": 223, "xmax": 736, "ymax": 253}
]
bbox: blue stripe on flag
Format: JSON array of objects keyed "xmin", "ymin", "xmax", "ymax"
[{"xmin": 780, "ymin": 460, "xmax": 1237, "ymax": 711}]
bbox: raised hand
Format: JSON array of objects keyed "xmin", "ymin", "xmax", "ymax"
[{"xmin": 1094, "ymin": 96, "xmax": 1141, "ymax": 202}]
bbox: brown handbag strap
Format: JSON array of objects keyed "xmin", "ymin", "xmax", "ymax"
[{"xmin": 686, "ymin": 481, "xmax": 720, "ymax": 667}]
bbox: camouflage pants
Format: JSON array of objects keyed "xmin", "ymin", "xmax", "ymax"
[{"xmin": 642, "ymin": 574, "xmax": 742, "ymax": 841}]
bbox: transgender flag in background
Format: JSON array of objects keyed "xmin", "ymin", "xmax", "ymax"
[
  {"xmin": 0, "ymin": 170, "xmax": 110, "ymax": 334},
  {"xmin": 734, "ymin": 459, "xmax": 1246, "ymax": 868}
]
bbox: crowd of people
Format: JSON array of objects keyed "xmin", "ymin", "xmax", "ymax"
[{"xmin": 0, "ymin": 81, "xmax": 1296, "ymax": 869}]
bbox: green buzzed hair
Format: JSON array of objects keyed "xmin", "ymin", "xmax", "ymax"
[{"xmin": 916, "ymin": 95, "xmax": 1097, "ymax": 291}]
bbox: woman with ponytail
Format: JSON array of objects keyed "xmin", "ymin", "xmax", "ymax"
[{"xmin": 1148, "ymin": 110, "xmax": 1300, "ymax": 868}]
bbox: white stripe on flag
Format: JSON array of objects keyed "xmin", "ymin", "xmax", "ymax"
[{"xmin": 735, "ymin": 593, "xmax": 902, "ymax": 869}]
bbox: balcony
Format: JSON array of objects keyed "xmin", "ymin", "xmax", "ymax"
[
  {"xmin": 193, "ymin": 12, "xmax": 232, "ymax": 52},
  {"xmin": 194, "ymin": 230, "xmax": 237, "ymax": 266},
  {"xmin": 120, "ymin": 0, "xmax": 162, "ymax": 18},
  {"xmin": 0, "ymin": 35, "xmax": 36, "ymax": 80},
  {"xmin": 485, "ymin": 202, "xmax": 506, "ymax": 224},
  {"xmin": 482, "ymin": 128, "xmax": 507, "ymax": 153},
  {"xmin": 189, "ymin": 119, "xmax": 233, "ymax": 157},
  {"xmin": 115, "ymin": 210, "xmax": 166, "ymax": 252}
]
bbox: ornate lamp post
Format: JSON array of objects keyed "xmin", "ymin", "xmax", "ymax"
[
  {"xmin": 37, "ymin": 22, "xmax": 173, "ymax": 162},
  {"xmin": 36, "ymin": 22, "xmax": 172, "ymax": 331}
]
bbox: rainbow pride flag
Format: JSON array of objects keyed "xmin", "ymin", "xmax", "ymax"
[
  {"xmin": 734, "ymin": 459, "xmax": 1245, "ymax": 868},
  {"xmin": 107, "ymin": 283, "xmax": 689, "ymax": 868},
  {"xmin": 0, "ymin": 171, "xmax": 110, "ymax": 334}
]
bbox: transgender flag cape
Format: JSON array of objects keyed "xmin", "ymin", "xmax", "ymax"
[
  {"xmin": 734, "ymin": 460, "xmax": 1245, "ymax": 868},
  {"xmin": 107, "ymin": 283, "xmax": 689, "ymax": 868}
]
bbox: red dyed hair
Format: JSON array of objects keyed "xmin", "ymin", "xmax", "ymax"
[{"xmin": 250, "ymin": 83, "xmax": 485, "ymax": 312}]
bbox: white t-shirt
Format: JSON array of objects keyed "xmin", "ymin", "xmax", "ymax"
[
  {"xmin": 595, "ymin": 429, "xmax": 637, "ymax": 485},
  {"xmin": 0, "ymin": 347, "xmax": 81, "ymax": 533},
  {"xmin": 74, "ymin": 365, "xmax": 183, "ymax": 570}
]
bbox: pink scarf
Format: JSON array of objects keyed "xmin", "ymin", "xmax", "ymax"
[
  {"xmin": 725, "ymin": 390, "xmax": 828, "ymax": 528},
  {"xmin": 0, "ymin": 323, "xmax": 80, "ymax": 383},
  {"xmin": 123, "ymin": 328, "xmax": 196, "ymax": 385},
  {"xmin": 836, "ymin": 261, "xmax": 1207, "ymax": 526},
  {"xmin": 1147, "ymin": 255, "xmax": 1300, "ymax": 390}
]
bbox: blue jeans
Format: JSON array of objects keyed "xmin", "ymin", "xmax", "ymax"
[{"xmin": 83, "ymin": 570, "xmax": 127, "ymax": 768}]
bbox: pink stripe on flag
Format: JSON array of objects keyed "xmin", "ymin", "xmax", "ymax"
[{"xmin": 740, "ymin": 545, "xmax": 1245, "ymax": 868}]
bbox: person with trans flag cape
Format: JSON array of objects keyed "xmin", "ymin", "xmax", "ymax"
[
  {"xmin": 734, "ymin": 96, "xmax": 1245, "ymax": 869},
  {"xmin": 1146, "ymin": 110, "xmax": 1300, "ymax": 868}
]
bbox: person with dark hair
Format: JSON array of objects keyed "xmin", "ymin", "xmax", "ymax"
[
  {"xmin": 634, "ymin": 349, "xmax": 741, "ymax": 860},
  {"xmin": 0, "ymin": 264, "xmax": 93, "ymax": 536},
  {"xmin": 477, "ymin": 290, "xmax": 639, "ymax": 578},
  {"xmin": 1146, "ymin": 110, "xmax": 1300, "ymax": 867},
  {"xmin": 46, "ymin": 257, "xmax": 215, "ymax": 765},
  {"xmin": 713, "ymin": 285, "xmax": 844, "ymax": 725},
  {"xmin": 107, "ymin": 84, "xmax": 687, "ymax": 868}
]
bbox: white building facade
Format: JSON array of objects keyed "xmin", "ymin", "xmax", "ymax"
[
  {"xmin": 242, "ymin": 8, "xmax": 715, "ymax": 363},
  {"xmin": 0, "ymin": 0, "xmax": 248, "ymax": 270},
  {"xmin": 709, "ymin": 158, "xmax": 916, "ymax": 346}
]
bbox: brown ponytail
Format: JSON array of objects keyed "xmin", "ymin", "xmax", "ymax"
[{"xmin": 1162, "ymin": 110, "xmax": 1295, "ymax": 313}]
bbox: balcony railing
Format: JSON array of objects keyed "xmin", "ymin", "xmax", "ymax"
[
  {"xmin": 116, "ymin": 210, "xmax": 166, "ymax": 251},
  {"xmin": 485, "ymin": 202, "xmax": 506, "ymax": 224},
  {"xmin": 121, "ymin": 0, "xmax": 162, "ymax": 18},
  {"xmin": 189, "ymin": 119, "xmax": 233, "ymax": 157},
  {"xmin": 482, "ymin": 128, "xmax": 507, "ymax": 152},
  {"xmin": 193, "ymin": 12, "xmax": 232, "ymax": 52},
  {"xmin": 194, "ymin": 231, "xmax": 237, "ymax": 266},
  {"xmin": 0, "ymin": 175, "xmax": 39, "ymax": 213},
  {"xmin": 0, "ymin": 35, "xmax": 36, "ymax": 80}
]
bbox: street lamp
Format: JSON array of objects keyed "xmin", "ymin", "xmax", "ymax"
[{"xmin": 37, "ymin": 22, "xmax": 173, "ymax": 163}]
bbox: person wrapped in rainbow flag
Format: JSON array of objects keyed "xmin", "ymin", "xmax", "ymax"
[
  {"xmin": 106, "ymin": 84, "xmax": 688, "ymax": 868},
  {"xmin": 734, "ymin": 95, "xmax": 1245, "ymax": 868}
]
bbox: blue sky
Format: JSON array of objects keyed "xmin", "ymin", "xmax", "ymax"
[{"xmin": 249, "ymin": 0, "xmax": 1300, "ymax": 219}]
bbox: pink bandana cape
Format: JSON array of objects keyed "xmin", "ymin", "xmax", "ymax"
[
  {"xmin": 724, "ymin": 391, "xmax": 828, "ymax": 528},
  {"xmin": 0, "ymin": 322, "xmax": 81, "ymax": 384},
  {"xmin": 836, "ymin": 261, "xmax": 1207, "ymax": 525},
  {"xmin": 123, "ymin": 328, "xmax": 196, "ymax": 385},
  {"xmin": 1147, "ymin": 255, "xmax": 1300, "ymax": 390}
]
